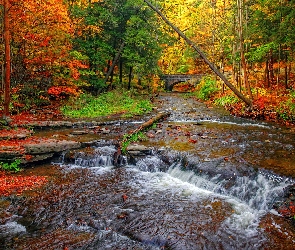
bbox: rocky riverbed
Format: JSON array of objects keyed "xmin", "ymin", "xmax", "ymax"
[{"xmin": 1, "ymin": 92, "xmax": 295, "ymax": 249}]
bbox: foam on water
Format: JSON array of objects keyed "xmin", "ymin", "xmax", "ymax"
[
  {"xmin": 170, "ymin": 118, "xmax": 272, "ymax": 129},
  {"xmin": 0, "ymin": 221, "xmax": 26, "ymax": 236},
  {"xmin": 127, "ymin": 162, "xmax": 293, "ymax": 241}
]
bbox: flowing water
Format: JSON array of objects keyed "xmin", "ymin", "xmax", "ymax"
[{"xmin": 1, "ymin": 93, "xmax": 295, "ymax": 249}]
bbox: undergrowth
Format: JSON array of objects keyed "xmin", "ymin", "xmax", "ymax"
[
  {"xmin": 214, "ymin": 95, "xmax": 239, "ymax": 106},
  {"xmin": 121, "ymin": 131, "xmax": 147, "ymax": 154},
  {"xmin": 277, "ymin": 90, "xmax": 295, "ymax": 122},
  {"xmin": 194, "ymin": 77, "xmax": 218, "ymax": 100},
  {"xmin": 0, "ymin": 159, "xmax": 21, "ymax": 172},
  {"xmin": 61, "ymin": 90, "xmax": 153, "ymax": 118}
]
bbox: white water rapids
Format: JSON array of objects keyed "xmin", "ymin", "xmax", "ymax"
[{"xmin": 59, "ymin": 142, "xmax": 294, "ymax": 249}]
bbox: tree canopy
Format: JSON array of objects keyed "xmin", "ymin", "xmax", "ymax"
[{"xmin": 1, "ymin": 0, "xmax": 295, "ymax": 122}]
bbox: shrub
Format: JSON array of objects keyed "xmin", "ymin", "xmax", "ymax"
[
  {"xmin": 195, "ymin": 77, "xmax": 218, "ymax": 100},
  {"xmin": 48, "ymin": 86, "xmax": 80, "ymax": 99},
  {"xmin": 214, "ymin": 95, "xmax": 239, "ymax": 106},
  {"xmin": 277, "ymin": 92, "xmax": 295, "ymax": 122},
  {"xmin": 121, "ymin": 131, "xmax": 147, "ymax": 154}
]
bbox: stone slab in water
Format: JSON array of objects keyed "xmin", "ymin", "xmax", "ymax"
[{"xmin": 24, "ymin": 140, "xmax": 81, "ymax": 155}]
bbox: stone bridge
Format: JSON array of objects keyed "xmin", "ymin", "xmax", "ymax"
[{"xmin": 160, "ymin": 74, "xmax": 205, "ymax": 91}]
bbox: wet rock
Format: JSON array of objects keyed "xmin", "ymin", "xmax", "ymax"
[
  {"xmin": 100, "ymin": 127, "xmax": 110, "ymax": 134},
  {"xmin": 71, "ymin": 130, "xmax": 88, "ymax": 135},
  {"xmin": 126, "ymin": 144, "xmax": 151, "ymax": 156},
  {"xmin": 24, "ymin": 140, "xmax": 81, "ymax": 155},
  {"xmin": 0, "ymin": 150, "xmax": 22, "ymax": 161},
  {"xmin": 23, "ymin": 153, "xmax": 55, "ymax": 163},
  {"xmin": 274, "ymin": 184, "xmax": 295, "ymax": 218},
  {"xmin": 0, "ymin": 131, "xmax": 32, "ymax": 140}
]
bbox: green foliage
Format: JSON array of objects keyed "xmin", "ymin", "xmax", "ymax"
[
  {"xmin": 61, "ymin": 90, "xmax": 153, "ymax": 118},
  {"xmin": 0, "ymin": 159, "xmax": 22, "ymax": 172},
  {"xmin": 69, "ymin": 50, "xmax": 89, "ymax": 60},
  {"xmin": 277, "ymin": 91, "xmax": 295, "ymax": 122},
  {"xmin": 214, "ymin": 95, "xmax": 239, "ymax": 106},
  {"xmin": 70, "ymin": 0, "xmax": 166, "ymax": 88},
  {"xmin": 122, "ymin": 99, "xmax": 153, "ymax": 118},
  {"xmin": 177, "ymin": 65, "xmax": 189, "ymax": 74},
  {"xmin": 195, "ymin": 77, "xmax": 218, "ymax": 100},
  {"xmin": 181, "ymin": 92, "xmax": 195, "ymax": 99},
  {"xmin": 10, "ymin": 82, "xmax": 51, "ymax": 113},
  {"xmin": 121, "ymin": 131, "xmax": 147, "ymax": 154},
  {"xmin": 246, "ymin": 42, "xmax": 278, "ymax": 63}
]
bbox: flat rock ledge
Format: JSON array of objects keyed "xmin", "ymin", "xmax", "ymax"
[
  {"xmin": 1, "ymin": 112, "xmax": 169, "ymax": 166},
  {"xmin": 0, "ymin": 139, "xmax": 82, "ymax": 164},
  {"xmin": 17, "ymin": 120, "xmax": 127, "ymax": 129}
]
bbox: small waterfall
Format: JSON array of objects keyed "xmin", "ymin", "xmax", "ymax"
[
  {"xmin": 167, "ymin": 163, "xmax": 292, "ymax": 212},
  {"xmin": 0, "ymin": 222, "xmax": 26, "ymax": 237},
  {"xmin": 62, "ymin": 145, "xmax": 293, "ymax": 248},
  {"xmin": 71, "ymin": 145, "xmax": 127, "ymax": 168},
  {"xmin": 68, "ymin": 145, "xmax": 293, "ymax": 214}
]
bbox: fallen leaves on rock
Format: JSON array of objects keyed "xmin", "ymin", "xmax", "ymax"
[
  {"xmin": 0, "ymin": 128, "xmax": 32, "ymax": 140},
  {"xmin": 0, "ymin": 137, "xmax": 51, "ymax": 152}
]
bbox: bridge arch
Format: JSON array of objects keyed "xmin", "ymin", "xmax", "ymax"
[{"xmin": 160, "ymin": 74, "xmax": 204, "ymax": 91}]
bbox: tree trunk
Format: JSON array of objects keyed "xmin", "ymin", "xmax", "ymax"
[
  {"xmin": 277, "ymin": 44, "xmax": 281, "ymax": 87},
  {"xmin": 144, "ymin": 0, "xmax": 252, "ymax": 107},
  {"xmin": 3, "ymin": 0, "xmax": 11, "ymax": 118},
  {"xmin": 103, "ymin": 42, "xmax": 125, "ymax": 86},
  {"xmin": 285, "ymin": 64, "xmax": 288, "ymax": 89},
  {"xmin": 269, "ymin": 49, "xmax": 275, "ymax": 86},
  {"xmin": 265, "ymin": 57, "xmax": 270, "ymax": 88},
  {"xmin": 238, "ymin": 0, "xmax": 252, "ymax": 99},
  {"xmin": 120, "ymin": 111, "xmax": 170, "ymax": 150},
  {"xmin": 284, "ymin": 53, "xmax": 288, "ymax": 89},
  {"xmin": 119, "ymin": 58, "xmax": 123, "ymax": 85},
  {"xmin": 128, "ymin": 66, "xmax": 132, "ymax": 90},
  {"xmin": 1, "ymin": 63, "xmax": 4, "ymax": 93},
  {"xmin": 110, "ymin": 70, "xmax": 114, "ymax": 88}
]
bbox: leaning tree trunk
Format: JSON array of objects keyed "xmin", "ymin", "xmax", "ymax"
[{"xmin": 144, "ymin": 0, "xmax": 252, "ymax": 107}]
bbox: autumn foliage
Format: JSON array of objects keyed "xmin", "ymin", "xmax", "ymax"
[
  {"xmin": 0, "ymin": 0, "xmax": 88, "ymax": 112},
  {"xmin": 48, "ymin": 86, "xmax": 81, "ymax": 99},
  {"xmin": 9, "ymin": 0, "xmax": 73, "ymax": 72}
]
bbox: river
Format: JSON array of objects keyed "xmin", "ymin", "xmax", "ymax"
[{"xmin": 1, "ymin": 93, "xmax": 295, "ymax": 249}]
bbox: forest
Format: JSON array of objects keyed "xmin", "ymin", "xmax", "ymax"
[
  {"xmin": 1, "ymin": 0, "xmax": 295, "ymax": 124},
  {"xmin": 2, "ymin": 1, "xmax": 295, "ymax": 247}
]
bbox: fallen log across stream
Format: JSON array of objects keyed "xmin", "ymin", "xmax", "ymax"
[
  {"xmin": 121, "ymin": 111, "xmax": 170, "ymax": 149},
  {"xmin": 113, "ymin": 111, "xmax": 170, "ymax": 166}
]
